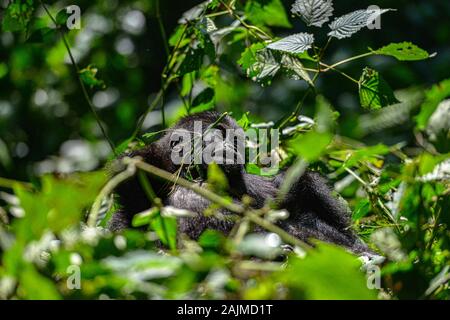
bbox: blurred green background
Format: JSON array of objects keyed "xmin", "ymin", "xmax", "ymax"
[{"xmin": 1, "ymin": 0, "xmax": 449, "ymax": 181}]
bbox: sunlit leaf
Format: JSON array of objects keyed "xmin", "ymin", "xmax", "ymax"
[
  {"xmin": 328, "ymin": 9, "xmax": 394, "ymax": 39},
  {"xmin": 278, "ymin": 243, "xmax": 377, "ymax": 299},
  {"xmin": 359, "ymin": 67, "xmax": 400, "ymax": 110},
  {"xmin": 267, "ymin": 33, "xmax": 314, "ymax": 54},
  {"xmin": 291, "ymin": 0, "xmax": 334, "ymax": 27},
  {"xmin": 373, "ymin": 42, "xmax": 432, "ymax": 61}
]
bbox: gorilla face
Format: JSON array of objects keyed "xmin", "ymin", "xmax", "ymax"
[{"xmin": 155, "ymin": 112, "xmax": 246, "ymax": 179}]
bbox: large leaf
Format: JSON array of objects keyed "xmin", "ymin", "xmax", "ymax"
[
  {"xmin": 245, "ymin": 0, "xmax": 292, "ymax": 28},
  {"xmin": 291, "ymin": 0, "xmax": 334, "ymax": 27},
  {"xmin": 374, "ymin": 42, "xmax": 432, "ymax": 61},
  {"xmin": 277, "ymin": 244, "xmax": 377, "ymax": 299},
  {"xmin": 267, "ymin": 33, "xmax": 314, "ymax": 54},
  {"xmin": 358, "ymin": 67, "xmax": 400, "ymax": 110},
  {"xmin": 328, "ymin": 9, "xmax": 393, "ymax": 39}
]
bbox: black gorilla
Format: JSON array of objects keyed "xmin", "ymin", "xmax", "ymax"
[{"xmin": 109, "ymin": 111, "xmax": 372, "ymax": 256}]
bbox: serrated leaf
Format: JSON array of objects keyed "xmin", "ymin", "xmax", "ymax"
[
  {"xmin": 374, "ymin": 42, "xmax": 431, "ymax": 61},
  {"xmin": 359, "ymin": 67, "xmax": 400, "ymax": 110},
  {"xmin": 281, "ymin": 54, "xmax": 313, "ymax": 86},
  {"xmin": 291, "ymin": 0, "xmax": 334, "ymax": 27},
  {"xmin": 328, "ymin": 9, "xmax": 393, "ymax": 39},
  {"xmin": 267, "ymin": 33, "xmax": 314, "ymax": 54},
  {"xmin": 250, "ymin": 50, "xmax": 281, "ymax": 83}
]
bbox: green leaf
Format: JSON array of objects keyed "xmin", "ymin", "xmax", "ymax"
[
  {"xmin": 19, "ymin": 265, "xmax": 61, "ymax": 299},
  {"xmin": 195, "ymin": 27, "xmax": 215, "ymax": 61},
  {"xmin": 278, "ymin": 243, "xmax": 377, "ymax": 299},
  {"xmin": 198, "ymin": 230, "xmax": 225, "ymax": 251},
  {"xmin": 245, "ymin": 0, "xmax": 292, "ymax": 28},
  {"xmin": 151, "ymin": 215, "xmax": 177, "ymax": 250},
  {"xmin": 359, "ymin": 67, "xmax": 400, "ymax": 110},
  {"xmin": 177, "ymin": 48, "xmax": 204, "ymax": 76},
  {"xmin": 352, "ymin": 199, "xmax": 371, "ymax": 220},
  {"xmin": 55, "ymin": 8, "xmax": 70, "ymax": 27},
  {"xmin": 373, "ymin": 42, "xmax": 432, "ymax": 61},
  {"xmin": 191, "ymin": 87, "xmax": 215, "ymax": 113},
  {"xmin": 13, "ymin": 172, "xmax": 107, "ymax": 240},
  {"xmin": 2, "ymin": 0, "xmax": 36, "ymax": 32},
  {"xmin": 288, "ymin": 131, "xmax": 332, "ymax": 162},
  {"xmin": 79, "ymin": 65, "xmax": 106, "ymax": 89},
  {"xmin": 238, "ymin": 42, "xmax": 266, "ymax": 70},
  {"xmin": 132, "ymin": 207, "xmax": 160, "ymax": 228}
]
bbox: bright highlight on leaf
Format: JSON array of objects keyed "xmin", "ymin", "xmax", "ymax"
[
  {"xmin": 267, "ymin": 33, "xmax": 314, "ymax": 54},
  {"xmin": 359, "ymin": 67, "xmax": 400, "ymax": 110},
  {"xmin": 328, "ymin": 8, "xmax": 393, "ymax": 39},
  {"xmin": 374, "ymin": 42, "xmax": 432, "ymax": 61},
  {"xmin": 291, "ymin": 0, "xmax": 334, "ymax": 27}
]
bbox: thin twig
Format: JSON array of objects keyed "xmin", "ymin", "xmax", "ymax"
[
  {"xmin": 87, "ymin": 164, "xmax": 136, "ymax": 227},
  {"xmin": 40, "ymin": 1, "xmax": 116, "ymax": 155}
]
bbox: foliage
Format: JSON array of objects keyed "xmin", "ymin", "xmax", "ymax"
[{"xmin": 0, "ymin": 0, "xmax": 449, "ymax": 300}]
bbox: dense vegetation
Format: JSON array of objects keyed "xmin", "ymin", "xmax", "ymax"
[{"xmin": 0, "ymin": 0, "xmax": 448, "ymax": 300}]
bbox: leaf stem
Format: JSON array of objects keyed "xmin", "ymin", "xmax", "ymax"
[{"xmin": 322, "ymin": 52, "xmax": 374, "ymax": 71}]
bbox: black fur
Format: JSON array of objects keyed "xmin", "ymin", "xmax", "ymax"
[{"xmin": 109, "ymin": 111, "xmax": 371, "ymax": 255}]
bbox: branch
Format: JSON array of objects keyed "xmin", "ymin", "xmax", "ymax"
[{"xmin": 89, "ymin": 157, "xmax": 311, "ymax": 250}]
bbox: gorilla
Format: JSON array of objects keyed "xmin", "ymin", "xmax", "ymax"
[{"xmin": 109, "ymin": 111, "xmax": 373, "ymax": 256}]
